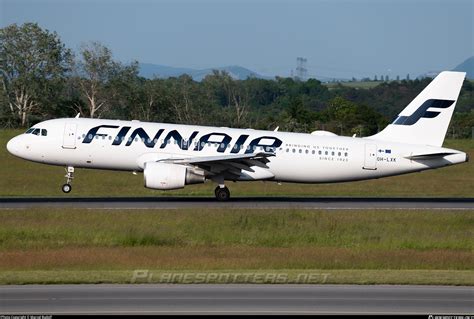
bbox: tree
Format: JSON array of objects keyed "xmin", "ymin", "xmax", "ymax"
[
  {"xmin": 322, "ymin": 97, "xmax": 386, "ymax": 136},
  {"xmin": 0, "ymin": 23, "xmax": 72, "ymax": 126},
  {"xmin": 203, "ymin": 70, "xmax": 250, "ymax": 127},
  {"xmin": 74, "ymin": 41, "xmax": 133, "ymax": 118},
  {"xmin": 166, "ymin": 74, "xmax": 206, "ymax": 124},
  {"xmin": 134, "ymin": 78, "xmax": 171, "ymax": 122},
  {"xmin": 105, "ymin": 60, "xmax": 141, "ymax": 119}
]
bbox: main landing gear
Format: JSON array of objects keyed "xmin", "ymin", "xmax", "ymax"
[
  {"xmin": 62, "ymin": 166, "xmax": 74, "ymax": 193},
  {"xmin": 214, "ymin": 186, "xmax": 230, "ymax": 201}
]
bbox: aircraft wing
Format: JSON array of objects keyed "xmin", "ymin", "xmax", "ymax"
[{"xmin": 163, "ymin": 152, "xmax": 275, "ymax": 179}]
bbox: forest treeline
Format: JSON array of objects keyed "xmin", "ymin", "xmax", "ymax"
[{"xmin": 1, "ymin": 23, "xmax": 473, "ymax": 137}]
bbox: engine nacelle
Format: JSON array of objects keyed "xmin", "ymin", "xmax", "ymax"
[{"xmin": 143, "ymin": 162, "xmax": 205, "ymax": 190}]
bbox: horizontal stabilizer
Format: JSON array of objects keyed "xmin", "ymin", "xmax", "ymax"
[{"xmin": 404, "ymin": 152, "xmax": 457, "ymax": 160}]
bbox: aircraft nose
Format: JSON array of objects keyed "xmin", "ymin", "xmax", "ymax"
[{"xmin": 6, "ymin": 136, "xmax": 22, "ymax": 157}]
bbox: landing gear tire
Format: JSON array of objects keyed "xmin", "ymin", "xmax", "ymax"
[
  {"xmin": 62, "ymin": 183, "xmax": 72, "ymax": 193},
  {"xmin": 215, "ymin": 186, "xmax": 230, "ymax": 201},
  {"xmin": 62, "ymin": 166, "xmax": 74, "ymax": 194}
]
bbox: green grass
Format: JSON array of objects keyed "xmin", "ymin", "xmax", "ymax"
[
  {"xmin": 1, "ymin": 209, "xmax": 472, "ymax": 252},
  {"xmin": 0, "ymin": 208, "xmax": 472, "ymax": 285},
  {"xmin": 1, "ymin": 270, "xmax": 472, "ymax": 285},
  {"xmin": 1, "ymin": 129, "xmax": 473, "ymax": 197}
]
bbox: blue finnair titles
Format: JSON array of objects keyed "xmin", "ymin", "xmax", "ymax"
[{"xmin": 82, "ymin": 125, "xmax": 283, "ymax": 154}]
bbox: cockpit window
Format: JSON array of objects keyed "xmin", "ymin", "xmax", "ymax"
[{"xmin": 25, "ymin": 127, "xmax": 47, "ymax": 136}]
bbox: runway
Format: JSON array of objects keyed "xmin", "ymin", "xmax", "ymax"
[
  {"xmin": 0, "ymin": 284, "xmax": 472, "ymax": 314},
  {"xmin": 0, "ymin": 197, "xmax": 473, "ymax": 210}
]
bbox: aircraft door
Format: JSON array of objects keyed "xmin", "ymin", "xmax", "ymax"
[
  {"xmin": 63, "ymin": 123, "xmax": 77, "ymax": 149},
  {"xmin": 363, "ymin": 143, "xmax": 377, "ymax": 170}
]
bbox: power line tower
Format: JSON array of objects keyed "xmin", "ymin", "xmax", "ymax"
[{"xmin": 295, "ymin": 57, "xmax": 307, "ymax": 81}]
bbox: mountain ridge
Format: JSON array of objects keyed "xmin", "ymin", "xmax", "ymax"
[
  {"xmin": 452, "ymin": 56, "xmax": 474, "ymax": 79},
  {"xmin": 139, "ymin": 63, "xmax": 268, "ymax": 81}
]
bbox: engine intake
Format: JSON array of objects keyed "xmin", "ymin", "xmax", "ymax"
[{"xmin": 143, "ymin": 162, "xmax": 205, "ymax": 190}]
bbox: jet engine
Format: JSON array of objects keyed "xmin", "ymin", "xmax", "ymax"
[{"xmin": 143, "ymin": 162, "xmax": 205, "ymax": 190}]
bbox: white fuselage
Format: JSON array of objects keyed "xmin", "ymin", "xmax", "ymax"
[{"xmin": 6, "ymin": 118, "xmax": 468, "ymax": 184}]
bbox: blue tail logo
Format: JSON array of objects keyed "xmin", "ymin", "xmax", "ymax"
[{"xmin": 392, "ymin": 99, "xmax": 454, "ymax": 126}]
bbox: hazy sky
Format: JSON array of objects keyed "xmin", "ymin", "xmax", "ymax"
[{"xmin": 1, "ymin": 0, "xmax": 473, "ymax": 78}]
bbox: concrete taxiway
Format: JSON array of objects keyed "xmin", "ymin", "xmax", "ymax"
[
  {"xmin": 0, "ymin": 284, "xmax": 472, "ymax": 315},
  {"xmin": 0, "ymin": 197, "xmax": 473, "ymax": 210}
]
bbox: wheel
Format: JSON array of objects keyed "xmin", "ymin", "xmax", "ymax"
[
  {"xmin": 62, "ymin": 183, "xmax": 72, "ymax": 193},
  {"xmin": 215, "ymin": 186, "xmax": 230, "ymax": 201}
]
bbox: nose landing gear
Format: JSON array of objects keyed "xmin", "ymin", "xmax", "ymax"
[{"xmin": 62, "ymin": 166, "xmax": 74, "ymax": 193}]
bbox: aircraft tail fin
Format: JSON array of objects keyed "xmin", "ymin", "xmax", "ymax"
[{"xmin": 369, "ymin": 71, "xmax": 466, "ymax": 146}]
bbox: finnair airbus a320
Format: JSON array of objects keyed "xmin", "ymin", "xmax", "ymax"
[{"xmin": 6, "ymin": 71, "xmax": 469, "ymax": 200}]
